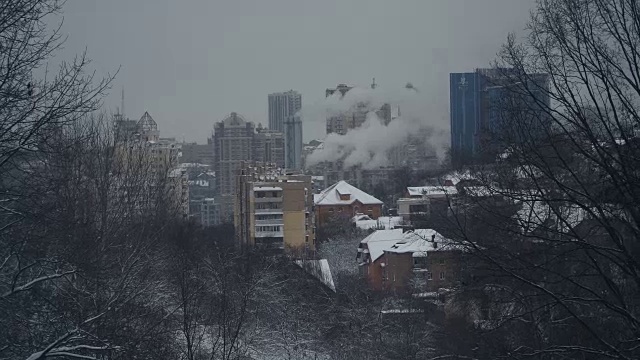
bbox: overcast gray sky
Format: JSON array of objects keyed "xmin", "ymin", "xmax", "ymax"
[{"xmin": 59, "ymin": 0, "xmax": 534, "ymax": 143}]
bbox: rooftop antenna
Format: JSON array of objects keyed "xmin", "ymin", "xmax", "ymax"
[{"xmin": 121, "ymin": 86, "xmax": 125, "ymax": 119}]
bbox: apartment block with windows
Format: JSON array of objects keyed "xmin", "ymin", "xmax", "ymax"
[{"xmin": 235, "ymin": 162, "xmax": 315, "ymax": 254}]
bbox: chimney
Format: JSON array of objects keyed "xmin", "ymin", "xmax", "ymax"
[
  {"xmin": 433, "ymin": 242, "xmax": 438, "ymax": 249},
  {"xmin": 431, "ymin": 234, "xmax": 435, "ymax": 242}
]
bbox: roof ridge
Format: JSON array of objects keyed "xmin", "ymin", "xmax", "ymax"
[{"xmin": 315, "ymin": 181, "xmax": 340, "ymax": 204}]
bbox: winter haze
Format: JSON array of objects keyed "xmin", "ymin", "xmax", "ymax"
[{"xmin": 59, "ymin": 0, "xmax": 534, "ymax": 143}]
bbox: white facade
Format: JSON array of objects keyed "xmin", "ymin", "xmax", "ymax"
[{"xmin": 268, "ymin": 90, "xmax": 302, "ymax": 133}]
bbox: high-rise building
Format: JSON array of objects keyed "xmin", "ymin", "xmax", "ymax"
[
  {"xmin": 284, "ymin": 115, "xmax": 303, "ymax": 170},
  {"xmin": 253, "ymin": 125, "xmax": 285, "ymax": 169},
  {"xmin": 268, "ymin": 90, "xmax": 302, "ymax": 132},
  {"xmin": 235, "ymin": 162, "xmax": 315, "ymax": 254},
  {"xmin": 268, "ymin": 90, "xmax": 303, "ymax": 170},
  {"xmin": 213, "ymin": 113, "xmax": 287, "ymax": 221},
  {"xmin": 113, "ymin": 111, "xmax": 188, "ymax": 218},
  {"xmin": 180, "ymin": 142, "xmax": 214, "ymax": 166},
  {"xmin": 450, "ymin": 69, "xmax": 550, "ymax": 165},
  {"xmin": 325, "ymin": 83, "xmax": 392, "ymax": 135},
  {"xmin": 214, "ymin": 112, "xmax": 256, "ymax": 221}
]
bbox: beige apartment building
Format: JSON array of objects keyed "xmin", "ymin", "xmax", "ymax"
[{"xmin": 235, "ymin": 162, "xmax": 315, "ymax": 254}]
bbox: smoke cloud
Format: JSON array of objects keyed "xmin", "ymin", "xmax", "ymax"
[{"xmin": 302, "ymin": 85, "xmax": 448, "ymax": 170}]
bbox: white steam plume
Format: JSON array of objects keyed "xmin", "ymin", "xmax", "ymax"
[{"xmin": 302, "ymin": 84, "xmax": 448, "ymax": 169}]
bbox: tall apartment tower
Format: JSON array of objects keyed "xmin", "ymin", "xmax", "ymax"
[
  {"xmin": 253, "ymin": 125, "xmax": 285, "ymax": 169},
  {"xmin": 235, "ymin": 162, "xmax": 315, "ymax": 254},
  {"xmin": 213, "ymin": 112, "xmax": 256, "ymax": 221},
  {"xmin": 268, "ymin": 90, "xmax": 301, "ymax": 132},
  {"xmin": 268, "ymin": 90, "xmax": 303, "ymax": 170},
  {"xmin": 284, "ymin": 115, "xmax": 303, "ymax": 170},
  {"xmin": 450, "ymin": 69, "xmax": 550, "ymax": 166}
]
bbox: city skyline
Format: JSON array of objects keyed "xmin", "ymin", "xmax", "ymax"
[{"xmin": 58, "ymin": 0, "xmax": 534, "ymax": 143}]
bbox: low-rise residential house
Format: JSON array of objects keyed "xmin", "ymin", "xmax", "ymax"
[
  {"xmin": 314, "ymin": 180, "xmax": 383, "ymax": 226},
  {"xmin": 357, "ymin": 228, "xmax": 465, "ymax": 294},
  {"xmin": 357, "ymin": 229, "xmax": 405, "ymax": 291},
  {"xmin": 397, "ymin": 186, "xmax": 457, "ymax": 225}
]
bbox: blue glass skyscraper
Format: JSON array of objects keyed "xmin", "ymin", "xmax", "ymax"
[
  {"xmin": 450, "ymin": 72, "xmax": 481, "ymax": 165},
  {"xmin": 450, "ymin": 69, "xmax": 550, "ymax": 166}
]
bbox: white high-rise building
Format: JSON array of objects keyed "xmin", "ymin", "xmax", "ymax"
[
  {"xmin": 268, "ymin": 90, "xmax": 301, "ymax": 132},
  {"xmin": 268, "ymin": 90, "xmax": 303, "ymax": 170}
]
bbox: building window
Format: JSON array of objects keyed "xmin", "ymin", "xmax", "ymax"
[
  {"xmin": 440, "ymin": 271, "xmax": 445, "ymax": 280},
  {"xmin": 329, "ymin": 208, "xmax": 334, "ymax": 213},
  {"xmin": 427, "ymin": 272, "xmax": 433, "ymax": 280},
  {"xmin": 439, "ymin": 258, "xmax": 445, "ymax": 265}
]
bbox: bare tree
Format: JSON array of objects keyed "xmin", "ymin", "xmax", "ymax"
[
  {"xmin": 445, "ymin": 1, "xmax": 640, "ymax": 358},
  {"xmin": 0, "ymin": 114, "xmax": 182, "ymax": 359}
]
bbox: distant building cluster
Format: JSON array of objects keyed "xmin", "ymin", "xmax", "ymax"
[
  {"xmin": 113, "ymin": 111, "xmax": 189, "ymax": 218},
  {"xmin": 325, "ymin": 83, "xmax": 391, "ymax": 135},
  {"xmin": 212, "ymin": 112, "xmax": 286, "ymax": 221}
]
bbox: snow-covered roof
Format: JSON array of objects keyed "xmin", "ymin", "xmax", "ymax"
[
  {"xmin": 407, "ymin": 186, "xmax": 457, "ymax": 197},
  {"xmin": 463, "ymin": 186, "xmax": 495, "ymax": 197},
  {"xmin": 360, "ymin": 228, "xmax": 461, "ymax": 262},
  {"xmin": 442, "ymin": 170, "xmax": 474, "ymax": 185},
  {"xmin": 514, "ymin": 165, "xmax": 544, "ymax": 179},
  {"xmin": 315, "ymin": 180, "xmax": 382, "ymax": 206},
  {"xmin": 385, "ymin": 229, "xmax": 459, "ymax": 257},
  {"xmin": 179, "ymin": 162, "xmax": 211, "ymax": 168},
  {"xmin": 360, "ymin": 229, "xmax": 405, "ymax": 262},
  {"xmin": 294, "ymin": 259, "xmax": 336, "ymax": 292},
  {"xmin": 355, "ymin": 216, "xmax": 404, "ymax": 230},
  {"xmin": 514, "ymin": 200, "xmax": 590, "ymax": 234},
  {"xmin": 254, "ymin": 186, "xmax": 283, "ymax": 192}
]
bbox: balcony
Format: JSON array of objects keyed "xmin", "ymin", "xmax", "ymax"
[
  {"xmin": 255, "ymin": 196, "xmax": 283, "ymax": 203},
  {"xmin": 255, "ymin": 230, "xmax": 284, "ymax": 238},
  {"xmin": 255, "ymin": 208, "xmax": 283, "ymax": 214},
  {"xmin": 255, "ymin": 219, "xmax": 284, "ymax": 226}
]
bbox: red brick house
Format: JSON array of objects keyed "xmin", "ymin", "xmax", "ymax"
[
  {"xmin": 314, "ymin": 180, "xmax": 383, "ymax": 227},
  {"xmin": 357, "ymin": 228, "xmax": 465, "ymax": 294}
]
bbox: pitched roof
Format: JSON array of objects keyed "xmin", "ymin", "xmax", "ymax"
[
  {"xmin": 385, "ymin": 229, "xmax": 460, "ymax": 257},
  {"xmin": 314, "ymin": 180, "xmax": 383, "ymax": 206},
  {"xmin": 360, "ymin": 229, "xmax": 405, "ymax": 262},
  {"xmin": 360, "ymin": 228, "xmax": 463, "ymax": 262},
  {"xmin": 137, "ymin": 111, "xmax": 157, "ymax": 131}
]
